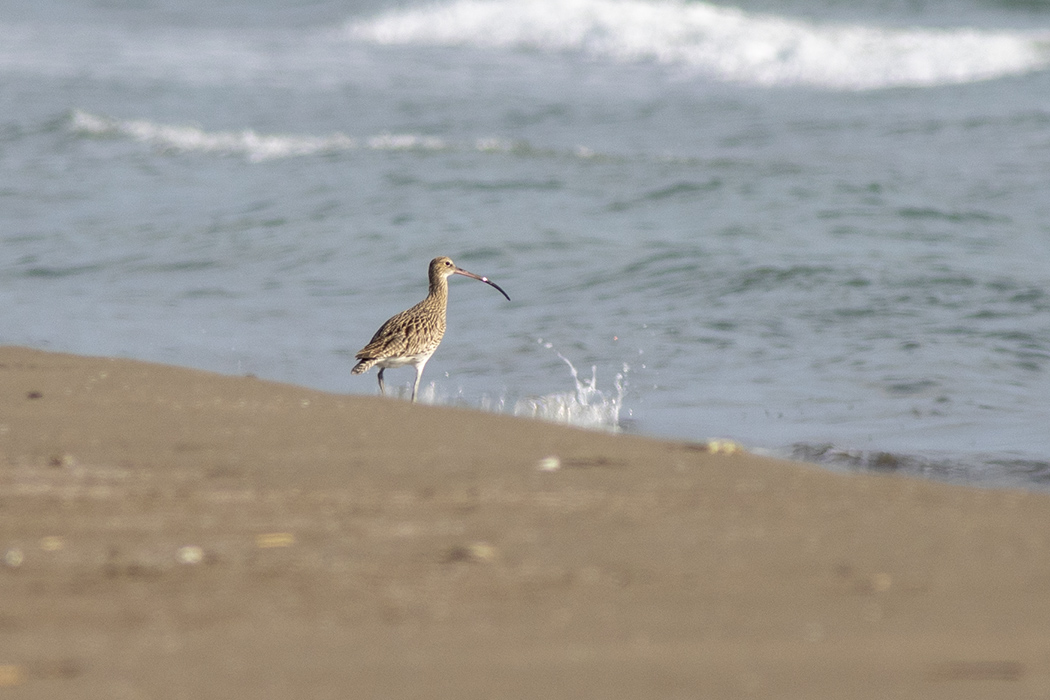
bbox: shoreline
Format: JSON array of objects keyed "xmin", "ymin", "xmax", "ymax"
[{"xmin": 2, "ymin": 345, "xmax": 1049, "ymax": 698}]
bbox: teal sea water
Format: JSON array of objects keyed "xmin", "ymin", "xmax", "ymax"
[{"xmin": 3, "ymin": 0, "xmax": 1050, "ymax": 487}]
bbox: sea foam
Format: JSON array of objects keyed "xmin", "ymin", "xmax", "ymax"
[
  {"xmin": 68, "ymin": 110, "xmax": 603, "ymax": 162},
  {"xmin": 70, "ymin": 110, "xmax": 456, "ymax": 162},
  {"xmin": 346, "ymin": 0, "xmax": 1050, "ymax": 89}
]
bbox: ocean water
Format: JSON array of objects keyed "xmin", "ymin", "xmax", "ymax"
[{"xmin": 3, "ymin": 0, "xmax": 1050, "ymax": 488}]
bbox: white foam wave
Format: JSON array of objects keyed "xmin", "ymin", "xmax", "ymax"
[
  {"xmin": 69, "ymin": 110, "xmax": 456, "ymax": 162},
  {"xmin": 68, "ymin": 110, "xmax": 606, "ymax": 162},
  {"xmin": 70, "ymin": 110, "xmax": 360, "ymax": 161},
  {"xmin": 347, "ymin": 0, "xmax": 1050, "ymax": 89}
]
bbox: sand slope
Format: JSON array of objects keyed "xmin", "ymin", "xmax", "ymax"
[{"xmin": 1, "ymin": 346, "xmax": 1049, "ymax": 698}]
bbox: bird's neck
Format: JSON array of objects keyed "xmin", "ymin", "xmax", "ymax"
[{"xmin": 427, "ymin": 276, "xmax": 448, "ymax": 305}]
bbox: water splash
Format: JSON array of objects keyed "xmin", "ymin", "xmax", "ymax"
[
  {"xmin": 408, "ymin": 345, "xmax": 627, "ymax": 432},
  {"xmin": 512, "ymin": 348, "xmax": 627, "ymax": 432}
]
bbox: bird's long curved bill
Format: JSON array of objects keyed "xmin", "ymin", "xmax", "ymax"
[{"xmin": 454, "ymin": 267, "xmax": 511, "ymax": 301}]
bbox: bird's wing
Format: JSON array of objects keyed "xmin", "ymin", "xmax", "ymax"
[{"xmin": 354, "ymin": 308, "xmax": 417, "ymax": 361}]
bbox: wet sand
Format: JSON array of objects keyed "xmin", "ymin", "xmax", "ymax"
[{"xmin": 1, "ymin": 345, "xmax": 1049, "ymax": 698}]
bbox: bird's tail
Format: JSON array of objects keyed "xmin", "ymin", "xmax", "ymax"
[{"xmin": 351, "ymin": 358, "xmax": 377, "ymax": 375}]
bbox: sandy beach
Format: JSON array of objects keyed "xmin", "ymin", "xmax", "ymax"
[{"xmin": 1, "ymin": 345, "xmax": 1048, "ymax": 698}]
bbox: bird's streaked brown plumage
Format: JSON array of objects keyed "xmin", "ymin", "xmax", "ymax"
[{"xmin": 352, "ymin": 256, "xmax": 510, "ymax": 402}]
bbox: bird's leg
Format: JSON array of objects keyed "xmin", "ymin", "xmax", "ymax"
[
  {"xmin": 377, "ymin": 368, "xmax": 386, "ymax": 396},
  {"xmin": 411, "ymin": 368, "xmax": 421, "ymax": 403},
  {"xmin": 411, "ymin": 360, "xmax": 429, "ymax": 403}
]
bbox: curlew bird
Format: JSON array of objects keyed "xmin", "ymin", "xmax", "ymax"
[{"xmin": 352, "ymin": 256, "xmax": 510, "ymax": 402}]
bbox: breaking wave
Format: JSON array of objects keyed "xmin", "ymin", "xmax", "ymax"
[{"xmin": 346, "ymin": 0, "xmax": 1050, "ymax": 89}]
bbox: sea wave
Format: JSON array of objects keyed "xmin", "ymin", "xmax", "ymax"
[
  {"xmin": 67, "ymin": 110, "xmax": 609, "ymax": 162},
  {"xmin": 789, "ymin": 443, "xmax": 1050, "ymax": 488},
  {"xmin": 70, "ymin": 110, "xmax": 364, "ymax": 161},
  {"xmin": 346, "ymin": 0, "xmax": 1050, "ymax": 89}
]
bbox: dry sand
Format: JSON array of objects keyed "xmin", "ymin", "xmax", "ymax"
[{"xmin": 1, "ymin": 345, "xmax": 1049, "ymax": 698}]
